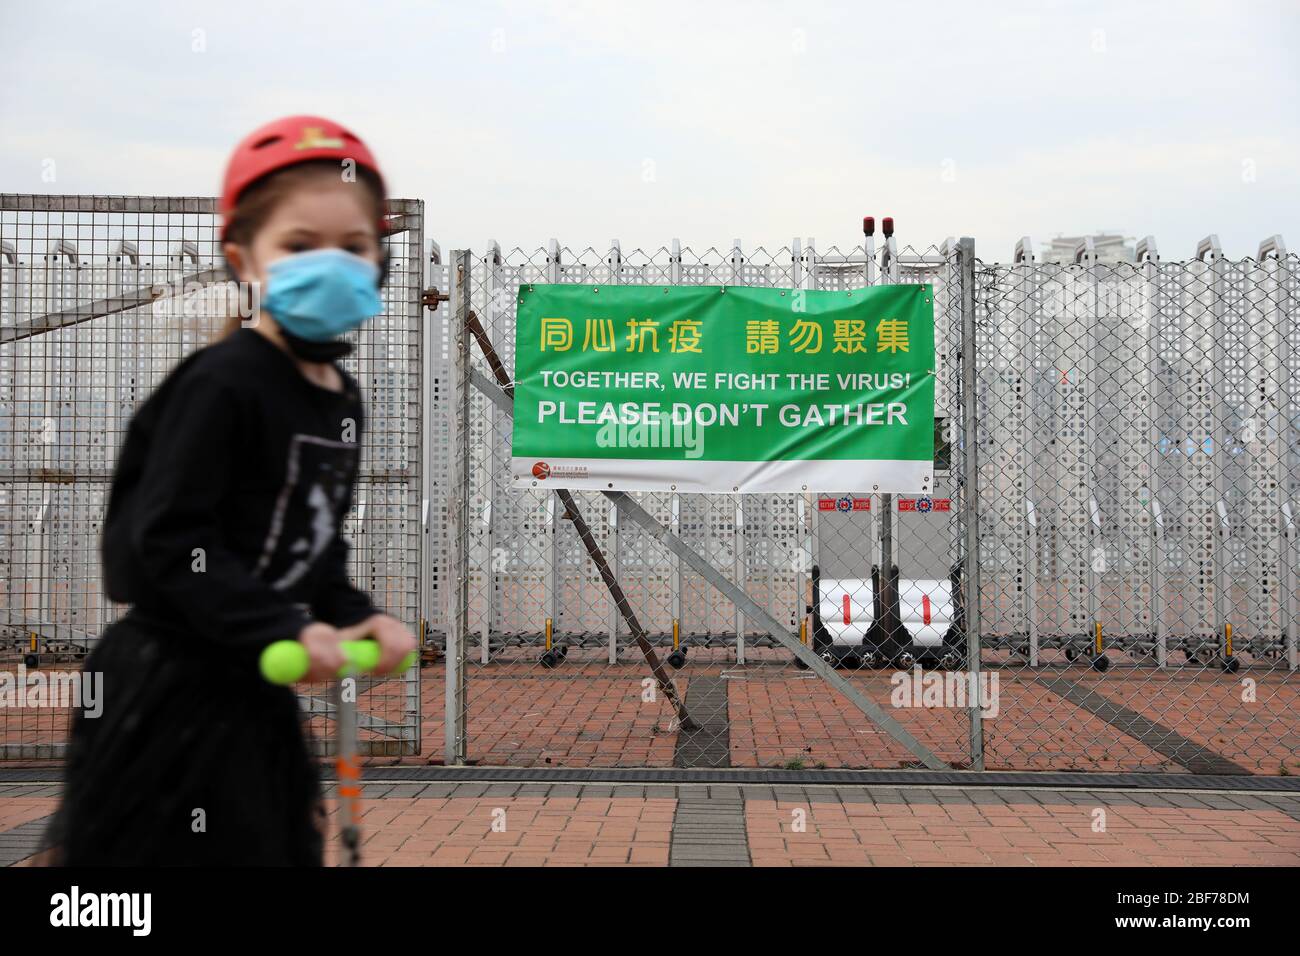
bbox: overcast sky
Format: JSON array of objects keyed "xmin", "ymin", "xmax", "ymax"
[{"xmin": 1, "ymin": 0, "xmax": 1296, "ymax": 260}]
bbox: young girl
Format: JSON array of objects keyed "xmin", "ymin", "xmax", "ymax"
[{"xmin": 41, "ymin": 115, "xmax": 417, "ymax": 865}]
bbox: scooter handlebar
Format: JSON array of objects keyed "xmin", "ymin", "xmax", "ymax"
[{"xmin": 260, "ymin": 638, "xmax": 416, "ymax": 685}]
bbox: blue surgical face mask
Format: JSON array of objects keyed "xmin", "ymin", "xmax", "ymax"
[{"xmin": 262, "ymin": 248, "xmax": 383, "ymax": 343}]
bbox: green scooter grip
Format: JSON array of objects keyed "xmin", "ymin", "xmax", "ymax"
[{"xmin": 260, "ymin": 638, "xmax": 416, "ymax": 685}]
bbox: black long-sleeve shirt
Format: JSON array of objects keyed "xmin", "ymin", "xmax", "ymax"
[{"xmin": 102, "ymin": 327, "xmax": 377, "ymax": 651}]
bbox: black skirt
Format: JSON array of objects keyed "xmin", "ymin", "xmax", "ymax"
[{"xmin": 41, "ymin": 614, "xmax": 325, "ymax": 866}]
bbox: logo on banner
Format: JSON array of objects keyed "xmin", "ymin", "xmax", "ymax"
[{"xmin": 529, "ymin": 461, "xmax": 588, "ymax": 482}]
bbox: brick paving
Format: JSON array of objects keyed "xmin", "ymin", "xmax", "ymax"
[
  {"xmin": 0, "ymin": 794, "xmax": 58, "ymax": 867},
  {"xmin": 746, "ymin": 790, "xmax": 1300, "ymax": 866},
  {"xmin": 320, "ymin": 792, "xmax": 675, "ymax": 867},
  {"xmin": 1040, "ymin": 676, "xmax": 1249, "ymax": 774},
  {"xmin": 0, "ymin": 795, "xmax": 57, "ymax": 835},
  {"xmin": 3, "ymin": 660, "xmax": 1296, "ymax": 775},
  {"xmin": 1, "ymin": 780, "xmax": 1296, "ymax": 867},
  {"xmin": 1083, "ymin": 673, "xmax": 1300, "ymax": 776}
]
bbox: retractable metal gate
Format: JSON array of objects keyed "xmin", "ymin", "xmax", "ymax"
[
  {"xmin": 969, "ymin": 238, "xmax": 1298, "ymax": 774},
  {"xmin": 0, "ymin": 193, "xmax": 425, "ymax": 758},
  {"xmin": 440, "ymin": 237, "xmax": 972, "ymax": 771},
  {"xmin": 439, "ymin": 235, "xmax": 1298, "ymax": 775}
]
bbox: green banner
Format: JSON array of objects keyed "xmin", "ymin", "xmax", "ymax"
[{"xmin": 511, "ymin": 282, "xmax": 936, "ymax": 494}]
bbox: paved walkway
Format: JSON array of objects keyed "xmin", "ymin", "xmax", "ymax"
[
  {"xmin": 3, "ymin": 780, "xmax": 1297, "ymax": 867},
  {"xmin": 7, "ymin": 662, "xmax": 1297, "ymax": 774}
]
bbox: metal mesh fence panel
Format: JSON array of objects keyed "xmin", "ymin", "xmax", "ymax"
[
  {"xmin": 970, "ymin": 245, "xmax": 1298, "ymax": 773},
  {"xmin": 445, "ymin": 238, "xmax": 969, "ymax": 769},
  {"xmin": 0, "ymin": 193, "xmax": 425, "ymax": 759}
]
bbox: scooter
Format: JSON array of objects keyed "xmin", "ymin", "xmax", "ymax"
[{"xmin": 260, "ymin": 639, "xmax": 416, "ymax": 866}]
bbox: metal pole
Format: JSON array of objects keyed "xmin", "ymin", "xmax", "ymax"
[
  {"xmin": 335, "ymin": 675, "xmax": 362, "ymax": 866},
  {"xmin": 1253, "ymin": 238, "xmax": 1294, "ymax": 670},
  {"xmin": 867, "ymin": 223, "xmax": 896, "ymax": 644},
  {"xmin": 735, "ymin": 499, "xmax": 745, "ymax": 664},
  {"xmin": 1077, "ymin": 240, "xmax": 1102, "ymax": 664},
  {"xmin": 608, "ymin": 501, "xmax": 619, "ymax": 664},
  {"xmin": 730, "ymin": 239, "xmax": 746, "ymax": 664},
  {"xmin": 481, "ymin": 241, "xmax": 502, "ymax": 666},
  {"xmin": 1209, "ymin": 252, "xmax": 1232, "ymax": 665},
  {"xmin": 959, "ymin": 237, "xmax": 985, "ymax": 770},
  {"xmin": 444, "ymin": 250, "xmax": 471, "ymax": 765},
  {"xmin": 1276, "ymin": 247, "xmax": 1299, "ymax": 671},
  {"xmin": 880, "ymin": 492, "xmax": 893, "ymax": 605},
  {"xmin": 1139, "ymin": 239, "xmax": 1168, "ymax": 668},
  {"xmin": 1015, "ymin": 239, "xmax": 1042, "ymax": 667},
  {"xmin": 419, "ymin": 243, "xmax": 437, "ymax": 686}
]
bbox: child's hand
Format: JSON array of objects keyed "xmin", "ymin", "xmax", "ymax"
[
  {"xmin": 339, "ymin": 614, "xmax": 417, "ymax": 674},
  {"xmin": 299, "ymin": 622, "xmax": 346, "ymax": 682}
]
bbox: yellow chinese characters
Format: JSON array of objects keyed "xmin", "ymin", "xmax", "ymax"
[
  {"xmin": 582, "ymin": 319, "xmax": 616, "ymax": 352},
  {"xmin": 626, "ymin": 318, "xmax": 660, "ymax": 352},
  {"xmin": 832, "ymin": 319, "xmax": 867, "ymax": 354},
  {"xmin": 669, "ymin": 319, "xmax": 702, "ymax": 353},
  {"xmin": 789, "ymin": 319, "xmax": 822, "ymax": 353},
  {"xmin": 540, "ymin": 312, "xmax": 909, "ymax": 356},
  {"xmin": 543, "ymin": 317, "xmax": 707, "ymax": 353},
  {"xmin": 540, "ymin": 317, "xmax": 572, "ymax": 351},
  {"xmin": 876, "ymin": 318, "xmax": 909, "ymax": 353},
  {"xmin": 745, "ymin": 319, "xmax": 779, "ymax": 354}
]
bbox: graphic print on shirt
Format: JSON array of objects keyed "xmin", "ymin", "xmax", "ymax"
[{"xmin": 253, "ymin": 434, "xmax": 358, "ymax": 591}]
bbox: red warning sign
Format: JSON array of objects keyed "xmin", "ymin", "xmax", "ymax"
[
  {"xmin": 817, "ymin": 496, "xmax": 873, "ymax": 513},
  {"xmin": 898, "ymin": 496, "xmax": 951, "ymax": 513}
]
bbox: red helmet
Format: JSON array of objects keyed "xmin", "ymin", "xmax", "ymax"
[{"xmin": 219, "ymin": 115, "xmax": 387, "ymax": 240}]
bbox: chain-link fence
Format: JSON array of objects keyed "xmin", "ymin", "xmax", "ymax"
[
  {"xmin": 971, "ymin": 239, "xmax": 1298, "ymax": 773},
  {"xmin": 3, "ymin": 201, "xmax": 1295, "ymax": 776},
  {"xmin": 0, "ymin": 193, "xmax": 426, "ymax": 758},
  {"xmin": 441, "ymin": 238, "xmax": 969, "ymax": 770},
  {"xmin": 439, "ymin": 235, "xmax": 1298, "ymax": 775}
]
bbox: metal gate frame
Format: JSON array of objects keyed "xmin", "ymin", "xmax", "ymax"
[
  {"xmin": 0, "ymin": 193, "xmax": 426, "ymax": 759},
  {"xmin": 440, "ymin": 239, "xmax": 985, "ymax": 771}
]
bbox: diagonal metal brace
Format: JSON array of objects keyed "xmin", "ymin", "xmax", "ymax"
[
  {"xmin": 464, "ymin": 313, "xmax": 697, "ymax": 731},
  {"xmin": 2, "ymin": 267, "xmax": 228, "ymax": 344}
]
